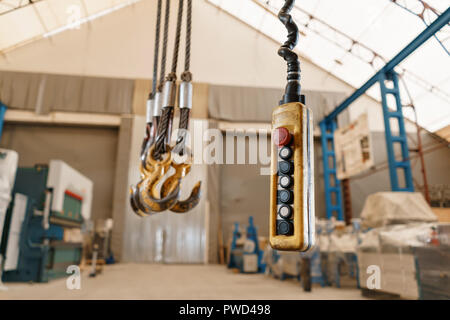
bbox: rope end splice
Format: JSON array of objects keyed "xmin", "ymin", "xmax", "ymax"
[{"xmin": 278, "ymin": 0, "xmax": 302, "ymax": 105}]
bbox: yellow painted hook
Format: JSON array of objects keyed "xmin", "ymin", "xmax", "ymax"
[
  {"xmin": 130, "ymin": 145, "xmax": 180, "ymax": 216},
  {"xmin": 160, "ymin": 156, "xmax": 202, "ymax": 213},
  {"xmin": 139, "ymin": 145, "xmax": 180, "ymax": 213}
]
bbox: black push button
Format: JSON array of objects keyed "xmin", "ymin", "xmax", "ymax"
[
  {"xmin": 279, "ymin": 146, "xmax": 292, "ymax": 160},
  {"xmin": 279, "ymin": 175, "xmax": 293, "ymax": 188},
  {"xmin": 278, "ymin": 205, "xmax": 292, "ymax": 219},
  {"xmin": 277, "ymin": 220, "xmax": 293, "ymax": 235},
  {"xmin": 279, "ymin": 161, "xmax": 293, "ymax": 175},
  {"xmin": 279, "ymin": 189, "xmax": 293, "ymax": 204}
]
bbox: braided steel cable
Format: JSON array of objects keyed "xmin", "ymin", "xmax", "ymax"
[
  {"xmin": 174, "ymin": 0, "xmax": 193, "ymax": 156},
  {"xmin": 153, "ymin": 106, "xmax": 174, "ymax": 159},
  {"xmin": 181, "ymin": 0, "xmax": 192, "ymax": 82},
  {"xmin": 172, "ymin": 108, "xmax": 191, "ymax": 156},
  {"xmin": 151, "ymin": 0, "xmax": 163, "ymax": 98},
  {"xmin": 154, "ymin": 0, "xmax": 184, "ymax": 159},
  {"xmin": 170, "ymin": 0, "xmax": 184, "ymax": 76},
  {"xmin": 278, "ymin": 0, "xmax": 301, "ymax": 105},
  {"xmin": 141, "ymin": 0, "xmax": 163, "ymax": 158},
  {"xmin": 158, "ymin": 0, "xmax": 171, "ymax": 92},
  {"xmin": 179, "ymin": 108, "xmax": 190, "ymax": 131}
]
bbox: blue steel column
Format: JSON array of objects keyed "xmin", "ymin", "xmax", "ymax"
[
  {"xmin": 320, "ymin": 120, "xmax": 343, "ymax": 220},
  {"xmin": 378, "ymin": 71, "xmax": 414, "ymax": 191},
  {"xmin": 0, "ymin": 102, "xmax": 6, "ymax": 142}
]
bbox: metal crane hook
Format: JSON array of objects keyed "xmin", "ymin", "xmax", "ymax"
[
  {"xmin": 130, "ymin": 154, "xmax": 155, "ymax": 216},
  {"xmin": 141, "ymin": 145, "xmax": 180, "ymax": 213},
  {"xmin": 129, "ymin": 183, "xmax": 148, "ymax": 217},
  {"xmin": 159, "ymin": 153, "xmax": 202, "ymax": 213},
  {"xmin": 130, "ymin": 145, "xmax": 180, "ymax": 216}
]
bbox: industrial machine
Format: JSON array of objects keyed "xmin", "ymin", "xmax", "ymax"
[
  {"xmin": 227, "ymin": 217, "xmax": 265, "ymax": 273},
  {"xmin": 1, "ymin": 160, "xmax": 93, "ymax": 283},
  {"xmin": 269, "ymin": 0, "xmax": 315, "ymax": 252},
  {"xmin": 0, "ymin": 148, "xmax": 18, "ymax": 289},
  {"xmin": 0, "ymin": 149, "xmax": 18, "ymax": 245}
]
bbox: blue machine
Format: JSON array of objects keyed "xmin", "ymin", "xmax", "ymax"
[
  {"xmin": 227, "ymin": 223, "xmax": 243, "ymax": 271},
  {"xmin": 320, "ymin": 8, "xmax": 450, "ymax": 220},
  {"xmin": 1, "ymin": 163, "xmax": 90, "ymax": 283},
  {"xmin": 245, "ymin": 217, "xmax": 264, "ymax": 273},
  {"xmin": 1, "ymin": 194, "xmax": 65, "ymax": 283},
  {"xmin": 227, "ymin": 217, "xmax": 265, "ymax": 273}
]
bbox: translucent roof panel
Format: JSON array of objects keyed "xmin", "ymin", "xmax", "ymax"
[
  {"xmin": 0, "ymin": 0, "xmax": 143, "ymax": 51},
  {"xmin": 207, "ymin": 0, "xmax": 450, "ymax": 132},
  {"xmin": 1, "ymin": 0, "xmax": 448, "ymax": 132}
]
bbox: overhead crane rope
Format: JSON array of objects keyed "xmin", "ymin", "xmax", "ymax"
[
  {"xmin": 158, "ymin": 0, "xmax": 171, "ymax": 93},
  {"xmin": 174, "ymin": 0, "xmax": 192, "ymax": 156},
  {"xmin": 151, "ymin": 0, "xmax": 163, "ymax": 99},
  {"xmin": 137, "ymin": 0, "xmax": 200, "ymax": 214},
  {"xmin": 153, "ymin": 0, "xmax": 184, "ymax": 160},
  {"xmin": 141, "ymin": 0, "xmax": 163, "ymax": 158}
]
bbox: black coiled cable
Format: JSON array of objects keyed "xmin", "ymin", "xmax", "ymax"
[{"xmin": 278, "ymin": 0, "xmax": 302, "ymax": 105}]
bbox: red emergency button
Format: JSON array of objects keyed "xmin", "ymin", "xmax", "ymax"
[{"xmin": 274, "ymin": 127, "xmax": 292, "ymax": 147}]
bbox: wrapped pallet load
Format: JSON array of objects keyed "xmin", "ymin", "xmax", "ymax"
[
  {"xmin": 358, "ymin": 223, "xmax": 437, "ymax": 299},
  {"xmin": 357, "ymin": 192, "xmax": 439, "ymax": 299},
  {"xmin": 360, "ymin": 192, "xmax": 437, "ymax": 228},
  {"xmin": 317, "ymin": 219, "xmax": 359, "ymax": 288},
  {"xmin": 413, "ymin": 224, "xmax": 450, "ymax": 300},
  {"xmin": 263, "ymin": 244, "xmax": 301, "ymax": 279}
]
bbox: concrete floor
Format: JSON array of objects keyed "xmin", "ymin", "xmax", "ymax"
[{"xmin": 0, "ymin": 264, "xmax": 366, "ymax": 300}]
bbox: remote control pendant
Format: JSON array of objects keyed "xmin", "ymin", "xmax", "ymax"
[
  {"xmin": 269, "ymin": 0, "xmax": 315, "ymax": 251},
  {"xmin": 270, "ymin": 102, "xmax": 315, "ymax": 251}
]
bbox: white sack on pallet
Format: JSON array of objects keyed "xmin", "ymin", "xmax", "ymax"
[
  {"xmin": 378, "ymin": 223, "xmax": 436, "ymax": 248},
  {"xmin": 328, "ymin": 233, "xmax": 358, "ymax": 253},
  {"xmin": 263, "ymin": 245, "xmax": 301, "ymax": 278},
  {"xmin": 358, "ymin": 228, "xmax": 380, "ymax": 251},
  {"xmin": 318, "ymin": 234, "xmax": 330, "ymax": 252},
  {"xmin": 358, "ymin": 223, "xmax": 435, "ymax": 251},
  {"xmin": 360, "ymin": 192, "xmax": 437, "ymax": 228}
]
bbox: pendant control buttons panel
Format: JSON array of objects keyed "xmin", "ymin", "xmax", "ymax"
[
  {"xmin": 275, "ymin": 127, "xmax": 294, "ymax": 236},
  {"xmin": 270, "ymin": 102, "xmax": 315, "ymax": 252}
]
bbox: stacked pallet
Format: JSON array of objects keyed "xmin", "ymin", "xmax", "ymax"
[
  {"xmin": 357, "ymin": 193, "xmax": 439, "ymax": 299},
  {"xmin": 358, "ymin": 248, "xmax": 420, "ymax": 299},
  {"xmin": 414, "ymin": 224, "xmax": 450, "ymax": 299}
]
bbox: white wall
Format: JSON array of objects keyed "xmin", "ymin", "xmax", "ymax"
[{"xmin": 0, "ymin": 0, "xmax": 391, "ymax": 131}]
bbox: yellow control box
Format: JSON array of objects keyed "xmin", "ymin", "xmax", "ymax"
[{"xmin": 269, "ymin": 102, "xmax": 315, "ymax": 251}]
